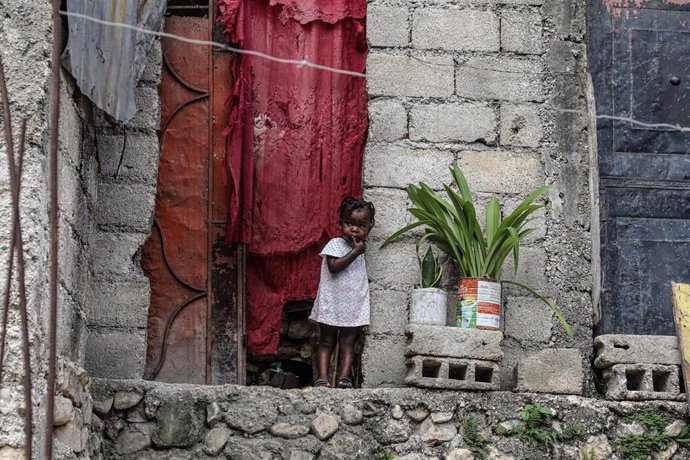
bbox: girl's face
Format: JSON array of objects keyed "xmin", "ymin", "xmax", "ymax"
[{"xmin": 340, "ymin": 208, "xmax": 372, "ymax": 244}]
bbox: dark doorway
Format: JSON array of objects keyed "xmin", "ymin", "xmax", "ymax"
[
  {"xmin": 141, "ymin": 2, "xmax": 245, "ymax": 384},
  {"xmin": 589, "ymin": 0, "xmax": 690, "ymax": 335}
]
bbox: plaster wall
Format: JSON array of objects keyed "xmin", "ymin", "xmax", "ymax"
[{"xmin": 362, "ymin": 0, "xmax": 593, "ymax": 390}]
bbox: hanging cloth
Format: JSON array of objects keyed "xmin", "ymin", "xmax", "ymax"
[{"xmin": 218, "ymin": 0, "xmax": 368, "ymax": 354}]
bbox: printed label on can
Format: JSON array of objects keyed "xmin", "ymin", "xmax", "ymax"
[{"xmin": 456, "ymin": 278, "xmax": 501, "ymax": 330}]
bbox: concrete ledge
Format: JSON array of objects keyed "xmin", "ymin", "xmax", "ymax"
[
  {"xmin": 594, "ymin": 334, "xmax": 681, "ymax": 369},
  {"xmin": 406, "ymin": 356, "xmax": 500, "ymax": 391},
  {"xmin": 516, "ymin": 348, "xmax": 583, "ymax": 395},
  {"xmin": 602, "ymin": 364, "xmax": 685, "ymax": 402},
  {"xmin": 405, "ymin": 325, "xmax": 503, "ymax": 362}
]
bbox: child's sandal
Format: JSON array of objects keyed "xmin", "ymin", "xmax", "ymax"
[
  {"xmin": 314, "ymin": 379, "xmax": 331, "ymax": 388},
  {"xmin": 336, "ymin": 377, "xmax": 353, "ymax": 389}
]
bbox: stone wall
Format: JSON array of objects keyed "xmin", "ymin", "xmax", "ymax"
[
  {"xmin": 362, "ymin": 0, "xmax": 592, "ymax": 390},
  {"xmin": 90, "ymin": 379, "xmax": 690, "ymax": 460},
  {"xmin": 83, "ymin": 43, "xmax": 162, "ymax": 380}
]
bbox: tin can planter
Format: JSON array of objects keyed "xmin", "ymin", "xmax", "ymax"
[
  {"xmin": 409, "ymin": 287, "xmax": 448, "ymax": 326},
  {"xmin": 455, "ymin": 278, "xmax": 501, "ymax": 330}
]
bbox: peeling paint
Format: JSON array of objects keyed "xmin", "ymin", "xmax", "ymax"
[{"xmin": 604, "ymin": 0, "xmax": 690, "ymax": 18}]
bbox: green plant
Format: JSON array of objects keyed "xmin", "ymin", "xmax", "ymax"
[
  {"xmin": 416, "ymin": 242, "xmax": 443, "ymax": 288},
  {"xmin": 461, "ymin": 414, "xmax": 490, "ymax": 459},
  {"xmin": 381, "ymin": 165, "xmax": 572, "ymax": 336},
  {"xmin": 376, "ymin": 449, "xmax": 395, "ymax": 460},
  {"xmin": 501, "ymin": 403, "xmax": 582, "ymax": 448},
  {"xmin": 618, "ymin": 411, "xmax": 690, "ymax": 459}
]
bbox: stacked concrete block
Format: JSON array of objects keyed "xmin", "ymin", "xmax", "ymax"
[
  {"xmin": 515, "ymin": 348, "xmax": 583, "ymax": 395},
  {"xmin": 363, "ymin": 0, "xmax": 591, "ymax": 388},
  {"xmin": 404, "ymin": 326, "xmax": 502, "ymax": 390},
  {"xmin": 594, "ymin": 334, "xmax": 685, "ymax": 401}
]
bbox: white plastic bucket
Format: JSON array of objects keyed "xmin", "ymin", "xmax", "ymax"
[{"xmin": 409, "ymin": 287, "xmax": 448, "ymax": 326}]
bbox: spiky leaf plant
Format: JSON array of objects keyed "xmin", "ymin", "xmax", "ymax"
[
  {"xmin": 416, "ymin": 243, "xmax": 443, "ymax": 289},
  {"xmin": 381, "ymin": 165, "xmax": 572, "ymax": 336}
]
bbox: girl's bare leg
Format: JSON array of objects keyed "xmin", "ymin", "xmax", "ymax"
[
  {"xmin": 317, "ymin": 324, "xmax": 339, "ymax": 381},
  {"xmin": 336, "ymin": 326, "xmax": 360, "ymax": 381}
]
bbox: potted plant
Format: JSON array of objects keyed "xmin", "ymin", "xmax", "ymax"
[
  {"xmin": 408, "ymin": 243, "xmax": 447, "ymax": 326},
  {"xmin": 381, "ymin": 165, "xmax": 572, "ymax": 336}
]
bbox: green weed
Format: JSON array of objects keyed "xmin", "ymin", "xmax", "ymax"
[
  {"xmin": 618, "ymin": 411, "xmax": 689, "ymax": 459},
  {"xmin": 461, "ymin": 414, "xmax": 490, "ymax": 459},
  {"xmin": 500, "ymin": 403, "xmax": 583, "ymax": 448}
]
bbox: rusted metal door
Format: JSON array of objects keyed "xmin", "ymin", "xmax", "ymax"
[
  {"xmin": 142, "ymin": 4, "xmax": 244, "ymax": 384},
  {"xmin": 589, "ymin": 0, "xmax": 690, "ymax": 335}
]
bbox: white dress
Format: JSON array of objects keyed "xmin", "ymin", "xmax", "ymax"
[{"xmin": 309, "ymin": 237, "xmax": 370, "ymax": 327}]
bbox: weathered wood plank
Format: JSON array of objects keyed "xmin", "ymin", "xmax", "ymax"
[{"xmin": 671, "ymin": 282, "xmax": 690, "ymax": 413}]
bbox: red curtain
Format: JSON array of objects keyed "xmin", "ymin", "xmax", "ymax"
[{"xmin": 218, "ymin": 0, "xmax": 368, "ymax": 354}]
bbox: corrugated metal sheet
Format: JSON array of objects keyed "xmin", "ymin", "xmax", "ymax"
[{"xmin": 64, "ymin": 0, "xmax": 166, "ymax": 123}]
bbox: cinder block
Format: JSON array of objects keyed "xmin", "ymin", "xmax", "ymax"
[
  {"xmin": 127, "ymin": 85, "xmax": 161, "ymax": 131},
  {"xmin": 364, "ymin": 143, "xmax": 455, "ymax": 190},
  {"xmin": 602, "ymin": 364, "xmax": 684, "ymax": 401},
  {"xmin": 89, "ymin": 282, "xmax": 150, "ymax": 328},
  {"xmin": 413, "ymin": 8, "xmax": 499, "ymax": 52},
  {"xmin": 455, "ymin": 150, "xmax": 544, "ymax": 196},
  {"xmin": 97, "ymin": 134, "xmax": 160, "ymax": 185},
  {"xmin": 140, "ymin": 40, "xmax": 162, "ymax": 83},
  {"xmin": 362, "ymin": 334, "xmax": 408, "ymax": 388},
  {"xmin": 364, "ymin": 187, "xmax": 416, "ymax": 243},
  {"xmin": 95, "ymin": 183, "xmax": 156, "ymax": 232},
  {"xmin": 504, "ymin": 297, "xmax": 552, "ymax": 344},
  {"xmin": 499, "ymin": 103, "xmax": 543, "ymax": 148},
  {"xmin": 369, "ymin": 289, "xmax": 409, "ymax": 334},
  {"xmin": 368, "ymin": 53, "xmax": 455, "ymax": 98},
  {"xmin": 405, "ymin": 325, "xmax": 503, "ymax": 362},
  {"xmin": 456, "ymin": 57, "xmax": 544, "ymax": 102},
  {"xmin": 90, "ymin": 231, "xmax": 149, "ymax": 281},
  {"xmin": 410, "ymin": 103, "xmax": 497, "ymax": 144},
  {"xmin": 594, "ymin": 335, "xmax": 681, "ymax": 369},
  {"xmin": 367, "ymin": 5, "xmax": 409, "ymax": 48},
  {"xmin": 516, "ymin": 348, "xmax": 583, "ymax": 395},
  {"xmin": 405, "ymin": 355, "xmax": 500, "ymax": 390},
  {"xmin": 367, "ymin": 241, "xmax": 418, "ymax": 290},
  {"xmin": 369, "ymin": 99, "xmax": 408, "ymax": 142},
  {"xmin": 502, "ymin": 247, "xmax": 550, "ymax": 297},
  {"xmin": 501, "ymin": 10, "xmax": 543, "ymax": 55},
  {"xmin": 85, "ymin": 329, "xmax": 146, "ymax": 379}
]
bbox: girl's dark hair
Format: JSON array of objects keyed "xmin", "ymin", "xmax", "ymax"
[{"xmin": 338, "ymin": 196, "xmax": 376, "ymax": 228}]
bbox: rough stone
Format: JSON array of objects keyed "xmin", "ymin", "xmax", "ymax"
[
  {"xmin": 289, "ymin": 451, "xmax": 315, "ymax": 460},
  {"xmin": 270, "ymin": 422, "xmax": 310, "ymax": 439},
  {"xmin": 286, "ymin": 319, "xmax": 313, "ymax": 340},
  {"xmin": 93, "ymin": 396, "xmax": 114, "ymax": 417},
  {"xmin": 310, "ymin": 413, "xmax": 339, "ymax": 441},
  {"xmin": 113, "ymin": 390, "xmax": 144, "ymax": 411},
  {"xmin": 320, "ymin": 432, "xmax": 370, "ymax": 460},
  {"xmin": 55, "ymin": 411, "xmax": 85, "ymax": 453},
  {"xmin": 405, "ymin": 325, "xmax": 503, "ymax": 361},
  {"xmin": 410, "ymin": 103, "xmax": 497, "ymax": 144},
  {"xmin": 413, "ymin": 8, "xmax": 499, "ymax": 52},
  {"xmin": 418, "ymin": 418, "xmax": 456, "ymax": 445},
  {"xmin": 364, "ymin": 143, "xmax": 455, "ymax": 191},
  {"xmin": 115, "ymin": 428, "xmax": 151, "ymax": 455},
  {"xmin": 665, "ymin": 420, "xmax": 687, "ymax": 437},
  {"xmin": 374, "ymin": 419, "xmax": 412, "ymax": 445},
  {"xmin": 203, "ymin": 427, "xmax": 231, "ymax": 456},
  {"xmin": 367, "ymin": 5, "xmax": 409, "ymax": 48},
  {"xmin": 54, "ymin": 395, "xmax": 74, "ymax": 426},
  {"xmin": 407, "ymin": 407, "xmax": 430, "ymax": 422},
  {"xmin": 105, "ymin": 417, "xmax": 125, "ymax": 441},
  {"xmin": 0, "ymin": 447, "xmax": 24, "ymax": 460},
  {"xmin": 223, "ymin": 437, "xmax": 274, "ymax": 460},
  {"xmin": 501, "ymin": 10, "xmax": 543, "ymax": 55},
  {"xmin": 445, "ymin": 449, "xmax": 475, "ymax": 460},
  {"xmin": 430, "ymin": 412, "xmax": 453, "ymax": 424},
  {"xmin": 594, "ymin": 334, "xmax": 681, "ymax": 369},
  {"xmin": 392, "ymin": 405, "xmax": 404, "ymax": 420},
  {"xmin": 516, "ymin": 348, "xmax": 583, "ymax": 395},
  {"xmin": 152, "ymin": 403, "xmax": 203, "ymax": 447},
  {"xmin": 579, "ymin": 435, "xmax": 612, "ymax": 460},
  {"xmin": 341, "ymin": 404, "xmax": 363, "ymax": 425},
  {"xmin": 456, "ymin": 57, "xmax": 544, "ymax": 102},
  {"xmin": 368, "ymin": 99, "xmax": 408, "ymax": 142},
  {"xmin": 368, "ymin": 53, "xmax": 455, "ymax": 98},
  {"xmin": 602, "ymin": 363, "xmax": 683, "ymax": 401},
  {"xmin": 224, "ymin": 398, "xmax": 278, "ymax": 434},
  {"xmin": 499, "ymin": 103, "xmax": 543, "ymax": 148},
  {"xmin": 206, "ymin": 401, "xmax": 223, "ymax": 426}
]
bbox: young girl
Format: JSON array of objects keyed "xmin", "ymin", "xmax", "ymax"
[{"xmin": 309, "ymin": 197, "xmax": 375, "ymax": 389}]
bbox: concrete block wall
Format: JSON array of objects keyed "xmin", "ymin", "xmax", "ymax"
[
  {"xmin": 84, "ymin": 43, "xmax": 162, "ymax": 379},
  {"xmin": 363, "ymin": 0, "xmax": 592, "ymax": 390}
]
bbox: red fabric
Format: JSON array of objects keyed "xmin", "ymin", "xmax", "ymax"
[{"xmin": 219, "ymin": 0, "xmax": 368, "ymax": 354}]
